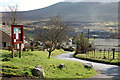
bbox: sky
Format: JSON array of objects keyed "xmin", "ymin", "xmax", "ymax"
[{"xmin": 0, "ymin": 0, "xmax": 119, "ymax": 11}]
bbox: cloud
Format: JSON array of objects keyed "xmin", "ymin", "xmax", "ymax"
[
  {"xmin": 0, "ymin": 6, "xmax": 4, "ymax": 12},
  {"xmin": 64, "ymin": 0, "xmax": 83, "ymax": 2},
  {"xmin": 0, "ymin": 0, "xmax": 119, "ymax": 11},
  {"xmin": 64, "ymin": 0, "xmax": 119, "ymax": 2},
  {"xmin": 15, "ymin": 0, "xmax": 64, "ymax": 11},
  {"xmin": 0, "ymin": 0, "xmax": 64, "ymax": 11},
  {"xmin": 0, "ymin": 0, "xmax": 11, "ymax": 3},
  {"xmin": 0, "ymin": 0, "xmax": 18, "ymax": 11}
]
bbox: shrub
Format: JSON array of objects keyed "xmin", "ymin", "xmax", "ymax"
[{"xmin": 75, "ymin": 32, "xmax": 89, "ymax": 54}]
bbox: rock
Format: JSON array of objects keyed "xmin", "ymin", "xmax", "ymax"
[
  {"xmin": 58, "ymin": 64, "xmax": 67, "ymax": 69},
  {"xmin": 32, "ymin": 65, "xmax": 45, "ymax": 78},
  {"xmin": 83, "ymin": 63, "xmax": 93, "ymax": 69},
  {"xmin": 35, "ymin": 65, "xmax": 43, "ymax": 69}
]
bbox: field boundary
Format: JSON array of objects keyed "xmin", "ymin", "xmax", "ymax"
[{"xmin": 73, "ymin": 55, "xmax": 120, "ymax": 66}]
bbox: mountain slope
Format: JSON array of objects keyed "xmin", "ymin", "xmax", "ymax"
[{"xmin": 4, "ymin": 2, "xmax": 118, "ymax": 22}]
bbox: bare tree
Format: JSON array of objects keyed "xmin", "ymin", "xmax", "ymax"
[
  {"xmin": 34, "ymin": 15, "xmax": 71, "ymax": 58},
  {"xmin": 3, "ymin": 5, "xmax": 24, "ymax": 26},
  {"xmin": 2, "ymin": 5, "xmax": 24, "ymax": 50}
]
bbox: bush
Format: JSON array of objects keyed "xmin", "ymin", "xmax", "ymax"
[
  {"xmin": 62, "ymin": 46, "xmax": 74, "ymax": 52},
  {"xmin": 36, "ymin": 45, "xmax": 40, "ymax": 49},
  {"xmin": 56, "ymin": 44, "xmax": 61, "ymax": 49},
  {"xmin": 68, "ymin": 46, "xmax": 73, "ymax": 49},
  {"xmin": 8, "ymin": 46, "xmax": 12, "ymax": 51},
  {"xmin": 2, "ymin": 47, "xmax": 9, "ymax": 50},
  {"xmin": 24, "ymin": 43, "xmax": 30, "ymax": 50},
  {"xmin": 75, "ymin": 32, "xmax": 89, "ymax": 54}
]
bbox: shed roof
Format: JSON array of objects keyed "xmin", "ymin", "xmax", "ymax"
[{"xmin": 94, "ymin": 39, "xmax": 120, "ymax": 46}]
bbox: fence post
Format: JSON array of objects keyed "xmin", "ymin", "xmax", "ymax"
[
  {"xmin": 94, "ymin": 49, "xmax": 95, "ymax": 57},
  {"xmin": 88, "ymin": 49, "xmax": 89, "ymax": 57},
  {"xmin": 99, "ymin": 49, "xmax": 102, "ymax": 58},
  {"xmin": 108, "ymin": 48, "xmax": 110, "ymax": 59},
  {"xmin": 112, "ymin": 48, "xmax": 115, "ymax": 59},
  {"xmin": 12, "ymin": 45, "xmax": 14, "ymax": 58},
  {"xmin": 92, "ymin": 49, "xmax": 93, "ymax": 57},
  {"xmin": 19, "ymin": 43, "xmax": 22, "ymax": 58},
  {"xmin": 104, "ymin": 49, "xmax": 106, "ymax": 59}
]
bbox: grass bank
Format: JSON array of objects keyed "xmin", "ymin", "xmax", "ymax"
[
  {"xmin": 74, "ymin": 51, "xmax": 120, "ymax": 65},
  {"xmin": 1, "ymin": 50, "xmax": 97, "ymax": 78}
]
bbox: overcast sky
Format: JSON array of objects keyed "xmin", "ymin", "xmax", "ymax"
[{"xmin": 0, "ymin": 0, "xmax": 119, "ymax": 11}]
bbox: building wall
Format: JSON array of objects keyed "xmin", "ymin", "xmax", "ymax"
[
  {"xmin": 0, "ymin": 29, "xmax": 1, "ymax": 49},
  {"xmin": 0, "ymin": 30, "xmax": 11, "ymax": 49}
]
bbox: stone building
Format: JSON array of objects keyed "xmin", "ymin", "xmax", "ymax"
[{"xmin": 0, "ymin": 29, "xmax": 11, "ymax": 49}]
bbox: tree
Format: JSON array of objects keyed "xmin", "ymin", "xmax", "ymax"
[
  {"xmin": 3, "ymin": 5, "xmax": 24, "ymax": 50},
  {"xmin": 34, "ymin": 15, "xmax": 70, "ymax": 58},
  {"xmin": 3, "ymin": 5, "xmax": 24, "ymax": 26},
  {"xmin": 75, "ymin": 32, "xmax": 89, "ymax": 54}
]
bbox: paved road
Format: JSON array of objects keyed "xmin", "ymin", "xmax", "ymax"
[{"xmin": 54, "ymin": 52, "xmax": 120, "ymax": 79}]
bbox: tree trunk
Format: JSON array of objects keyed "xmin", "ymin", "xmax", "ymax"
[{"xmin": 48, "ymin": 52, "xmax": 51, "ymax": 59}]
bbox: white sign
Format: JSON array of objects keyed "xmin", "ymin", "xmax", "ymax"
[{"xmin": 15, "ymin": 28, "xmax": 19, "ymax": 39}]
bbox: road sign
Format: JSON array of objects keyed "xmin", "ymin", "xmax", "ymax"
[{"xmin": 11, "ymin": 25, "xmax": 24, "ymax": 45}]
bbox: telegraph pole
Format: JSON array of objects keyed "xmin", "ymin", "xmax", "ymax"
[{"xmin": 88, "ymin": 29, "xmax": 89, "ymax": 42}]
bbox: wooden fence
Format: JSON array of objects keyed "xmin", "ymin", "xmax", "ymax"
[{"xmin": 86, "ymin": 48, "xmax": 119, "ymax": 60}]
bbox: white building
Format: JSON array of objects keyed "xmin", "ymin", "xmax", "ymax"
[{"xmin": 61, "ymin": 38, "xmax": 73, "ymax": 48}]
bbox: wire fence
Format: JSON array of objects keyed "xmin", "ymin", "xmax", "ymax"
[{"xmin": 85, "ymin": 48, "xmax": 119, "ymax": 60}]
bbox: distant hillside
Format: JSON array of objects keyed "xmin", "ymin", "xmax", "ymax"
[{"xmin": 3, "ymin": 2, "xmax": 118, "ymax": 22}]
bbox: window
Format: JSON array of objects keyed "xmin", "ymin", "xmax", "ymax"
[{"xmin": 2, "ymin": 42, "xmax": 6, "ymax": 48}]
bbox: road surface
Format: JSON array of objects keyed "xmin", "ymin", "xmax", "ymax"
[{"xmin": 54, "ymin": 52, "xmax": 120, "ymax": 79}]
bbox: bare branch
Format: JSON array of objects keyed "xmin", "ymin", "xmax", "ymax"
[
  {"xmin": 34, "ymin": 15, "xmax": 71, "ymax": 58},
  {"xmin": 3, "ymin": 5, "xmax": 24, "ymax": 26}
]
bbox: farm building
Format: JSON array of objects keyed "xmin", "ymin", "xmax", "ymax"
[{"xmin": 93, "ymin": 39, "xmax": 120, "ymax": 51}]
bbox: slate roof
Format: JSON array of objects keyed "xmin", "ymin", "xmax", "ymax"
[{"xmin": 94, "ymin": 39, "xmax": 120, "ymax": 47}]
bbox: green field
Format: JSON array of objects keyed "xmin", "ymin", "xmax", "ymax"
[
  {"xmin": 1, "ymin": 50, "xmax": 97, "ymax": 78},
  {"xmin": 74, "ymin": 51, "xmax": 120, "ymax": 64}
]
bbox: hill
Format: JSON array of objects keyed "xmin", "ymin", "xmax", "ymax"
[
  {"xmin": 20, "ymin": 2, "xmax": 117, "ymax": 22},
  {"xmin": 2, "ymin": 2, "xmax": 117, "ymax": 22}
]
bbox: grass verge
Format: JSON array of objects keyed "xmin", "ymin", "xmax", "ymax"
[
  {"xmin": 74, "ymin": 52, "xmax": 120, "ymax": 66},
  {"xmin": 1, "ymin": 50, "xmax": 97, "ymax": 78}
]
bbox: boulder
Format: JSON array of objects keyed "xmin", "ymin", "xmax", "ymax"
[
  {"xmin": 32, "ymin": 65, "xmax": 45, "ymax": 78},
  {"xmin": 83, "ymin": 63, "xmax": 93, "ymax": 69},
  {"xmin": 35, "ymin": 65, "xmax": 43, "ymax": 69},
  {"xmin": 58, "ymin": 64, "xmax": 67, "ymax": 69}
]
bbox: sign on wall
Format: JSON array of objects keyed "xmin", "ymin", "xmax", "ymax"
[{"xmin": 11, "ymin": 25, "xmax": 24, "ymax": 45}]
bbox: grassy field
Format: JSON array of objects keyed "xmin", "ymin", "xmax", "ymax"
[
  {"xmin": 1, "ymin": 50, "xmax": 97, "ymax": 78},
  {"xmin": 89, "ymin": 38, "xmax": 94, "ymax": 42},
  {"xmin": 74, "ymin": 51, "xmax": 120, "ymax": 65}
]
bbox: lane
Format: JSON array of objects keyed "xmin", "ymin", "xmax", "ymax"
[{"xmin": 54, "ymin": 52, "xmax": 120, "ymax": 78}]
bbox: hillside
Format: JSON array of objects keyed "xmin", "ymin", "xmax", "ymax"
[
  {"xmin": 20, "ymin": 2, "xmax": 118, "ymax": 22},
  {"xmin": 2, "ymin": 2, "xmax": 118, "ymax": 22}
]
